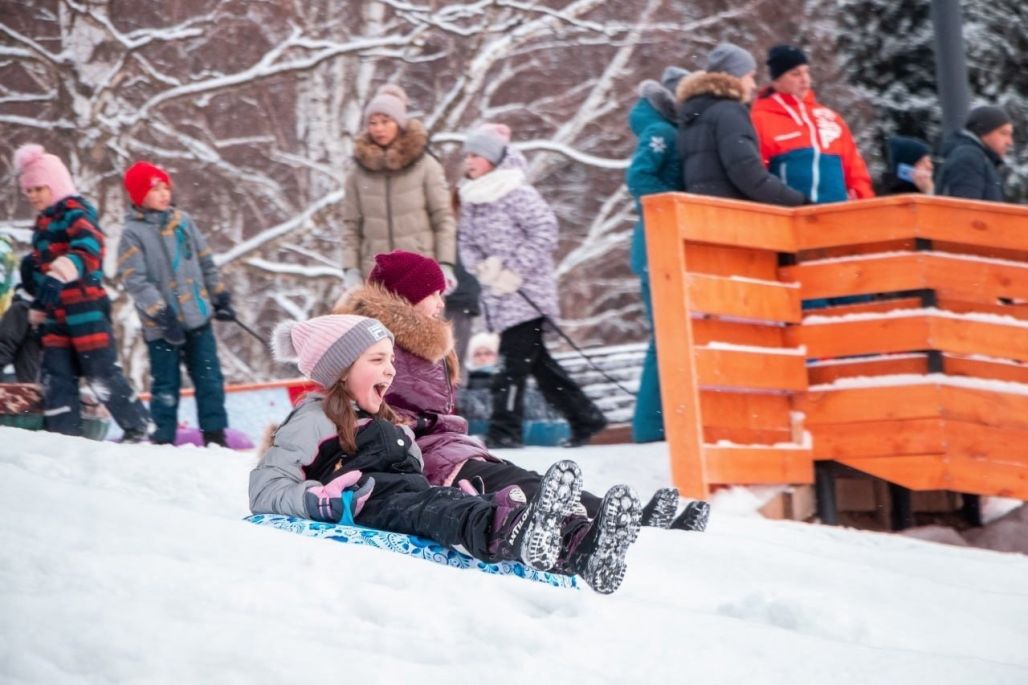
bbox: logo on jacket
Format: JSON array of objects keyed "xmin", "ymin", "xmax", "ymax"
[
  {"xmin": 648, "ymin": 136, "xmax": 667, "ymax": 154},
  {"xmin": 812, "ymin": 108, "xmax": 842, "ymax": 148}
]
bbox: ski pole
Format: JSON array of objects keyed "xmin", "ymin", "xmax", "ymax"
[{"xmin": 230, "ymin": 316, "xmax": 271, "ymax": 351}]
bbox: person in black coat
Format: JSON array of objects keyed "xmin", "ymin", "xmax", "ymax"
[
  {"xmin": 0, "ymin": 285, "xmax": 41, "ymax": 383},
  {"xmin": 937, "ymin": 105, "xmax": 1014, "ymax": 203},
  {"xmin": 878, "ymin": 135, "xmax": 935, "ymax": 196},
  {"xmin": 675, "ymin": 43, "xmax": 804, "ymax": 207}
]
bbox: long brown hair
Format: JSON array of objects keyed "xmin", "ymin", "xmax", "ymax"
[{"xmin": 321, "ymin": 375, "xmax": 399, "ymax": 455}]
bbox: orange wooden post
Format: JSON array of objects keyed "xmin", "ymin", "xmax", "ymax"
[{"xmin": 641, "ymin": 193, "xmax": 707, "ymax": 499}]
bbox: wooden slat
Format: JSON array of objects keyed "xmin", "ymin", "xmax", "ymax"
[
  {"xmin": 783, "ymin": 253, "xmax": 927, "ymax": 299},
  {"xmin": 840, "ymin": 455, "xmax": 1028, "ymax": 500},
  {"xmin": 703, "ymin": 426, "xmax": 795, "ymax": 445},
  {"xmin": 793, "ymin": 199, "xmax": 918, "ymax": 250},
  {"xmin": 642, "ymin": 192, "xmax": 707, "ymax": 499},
  {"xmin": 695, "ymin": 346, "xmax": 807, "ymax": 391},
  {"xmin": 687, "ymin": 273, "xmax": 801, "ymax": 323},
  {"xmin": 691, "ymin": 318, "xmax": 786, "ymax": 347},
  {"xmin": 797, "ymin": 384, "xmax": 944, "ymax": 424},
  {"xmin": 796, "ymin": 238, "xmax": 917, "ymax": 261},
  {"xmin": 806, "ymin": 355, "xmax": 929, "ymax": 385},
  {"xmin": 936, "ymin": 293, "xmax": 1028, "ymax": 321},
  {"xmin": 669, "ymin": 194, "xmax": 796, "ymax": 251},
  {"xmin": 684, "ymin": 243, "xmax": 779, "ymax": 280},
  {"xmin": 938, "ymin": 385, "xmax": 1028, "ymax": 432},
  {"xmin": 703, "ymin": 445, "xmax": 814, "ymax": 484},
  {"xmin": 802, "ymin": 297, "xmax": 923, "ymax": 317},
  {"xmin": 699, "ymin": 391, "xmax": 793, "ymax": 430},
  {"xmin": 809, "ymin": 418, "xmax": 947, "ymax": 458},
  {"xmin": 786, "ymin": 314, "xmax": 931, "ymax": 358},
  {"xmin": 932, "ymin": 317, "xmax": 1028, "ymax": 363},
  {"xmin": 944, "ymin": 354, "xmax": 1028, "ymax": 385},
  {"xmin": 916, "ymin": 198, "xmax": 1028, "ymax": 254}
]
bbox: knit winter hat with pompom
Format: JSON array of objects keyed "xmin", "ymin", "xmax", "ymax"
[
  {"xmin": 272, "ymin": 315, "xmax": 394, "ymax": 388},
  {"xmin": 13, "ymin": 144, "xmax": 78, "ymax": 204},
  {"xmin": 368, "ymin": 249, "xmax": 446, "ymax": 306},
  {"xmin": 462, "ymin": 123, "xmax": 512, "ymax": 165},
  {"xmin": 364, "ymin": 84, "xmax": 409, "ymax": 129}
]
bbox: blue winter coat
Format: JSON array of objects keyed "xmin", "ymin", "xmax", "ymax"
[{"xmin": 626, "ymin": 81, "xmax": 683, "ymax": 275}]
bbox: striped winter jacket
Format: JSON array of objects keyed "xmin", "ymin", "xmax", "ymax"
[{"xmin": 751, "ymin": 88, "xmax": 874, "ymax": 204}]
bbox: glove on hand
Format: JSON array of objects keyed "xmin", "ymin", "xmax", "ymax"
[
  {"xmin": 35, "ymin": 275, "xmax": 64, "ymax": 309},
  {"xmin": 304, "ymin": 470, "xmax": 375, "ymax": 523},
  {"xmin": 212, "ymin": 291, "xmax": 235, "ymax": 322},
  {"xmin": 440, "ymin": 263, "xmax": 458, "ymax": 295},
  {"xmin": 342, "ymin": 268, "xmax": 363, "ymax": 291},
  {"xmin": 155, "ymin": 307, "xmax": 186, "ymax": 346},
  {"xmin": 489, "ymin": 268, "xmax": 522, "ymax": 296},
  {"xmin": 474, "ymin": 256, "xmax": 503, "ymax": 287}
]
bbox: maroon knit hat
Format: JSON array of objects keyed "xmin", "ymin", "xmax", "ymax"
[{"xmin": 368, "ymin": 250, "xmax": 446, "ymax": 305}]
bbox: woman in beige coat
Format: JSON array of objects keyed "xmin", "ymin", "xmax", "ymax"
[{"xmin": 340, "ymin": 85, "xmax": 456, "ymax": 289}]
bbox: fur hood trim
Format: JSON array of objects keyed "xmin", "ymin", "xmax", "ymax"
[
  {"xmin": 334, "ymin": 283, "xmax": 453, "ymax": 363},
  {"xmin": 638, "ymin": 79, "xmax": 677, "ymax": 122},
  {"xmin": 353, "ymin": 119, "xmax": 429, "ymax": 172},
  {"xmin": 675, "ymin": 71, "xmax": 745, "ymax": 104}
]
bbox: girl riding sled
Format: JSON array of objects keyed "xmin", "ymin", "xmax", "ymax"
[{"xmin": 249, "ymin": 313, "xmax": 644, "ymax": 593}]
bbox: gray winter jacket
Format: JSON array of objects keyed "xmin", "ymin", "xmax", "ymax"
[
  {"xmin": 249, "ymin": 394, "xmax": 424, "ymax": 517},
  {"xmin": 675, "ymin": 72, "xmax": 804, "ymax": 206},
  {"xmin": 117, "ymin": 207, "xmax": 226, "ymax": 341},
  {"xmin": 937, "ymin": 130, "xmax": 1007, "ymax": 203}
]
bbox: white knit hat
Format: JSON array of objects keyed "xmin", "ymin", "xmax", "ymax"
[{"xmin": 364, "ymin": 84, "xmax": 409, "ymax": 129}]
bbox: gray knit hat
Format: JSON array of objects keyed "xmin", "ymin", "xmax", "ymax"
[
  {"xmin": 706, "ymin": 43, "xmax": 757, "ymax": 78},
  {"xmin": 660, "ymin": 66, "xmax": 690, "ymax": 93},
  {"xmin": 966, "ymin": 105, "xmax": 1012, "ymax": 137},
  {"xmin": 462, "ymin": 123, "xmax": 512, "ymax": 165},
  {"xmin": 364, "ymin": 84, "xmax": 409, "ymax": 129},
  {"xmin": 272, "ymin": 315, "xmax": 394, "ymax": 388}
]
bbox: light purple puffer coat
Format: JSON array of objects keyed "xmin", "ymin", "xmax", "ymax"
[
  {"xmin": 457, "ymin": 148, "xmax": 560, "ymax": 333},
  {"xmin": 334, "ymin": 284, "xmax": 500, "ymax": 486}
]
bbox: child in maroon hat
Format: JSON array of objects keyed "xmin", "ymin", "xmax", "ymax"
[{"xmin": 116, "ymin": 161, "xmax": 235, "ymax": 446}]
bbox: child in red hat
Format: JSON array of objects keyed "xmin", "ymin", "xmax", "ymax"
[{"xmin": 116, "ymin": 161, "xmax": 235, "ymax": 446}]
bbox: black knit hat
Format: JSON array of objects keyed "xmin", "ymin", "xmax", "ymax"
[
  {"xmin": 965, "ymin": 106, "xmax": 1012, "ymax": 137},
  {"xmin": 767, "ymin": 44, "xmax": 808, "ymax": 80},
  {"xmin": 887, "ymin": 136, "xmax": 931, "ymax": 171}
]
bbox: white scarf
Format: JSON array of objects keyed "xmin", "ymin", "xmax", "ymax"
[{"xmin": 459, "ymin": 168, "xmax": 526, "ymax": 204}]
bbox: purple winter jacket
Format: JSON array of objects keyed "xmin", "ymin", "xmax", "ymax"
[
  {"xmin": 334, "ymin": 284, "xmax": 499, "ymax": 486},
  {"xmin": 457, "ymin": 148, "xmax": 561, "ymax": 333}
]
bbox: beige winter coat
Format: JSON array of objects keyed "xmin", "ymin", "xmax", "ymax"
[{"xmin": 341, "ymin": 119, "xmax": 456, "ymax": 275}]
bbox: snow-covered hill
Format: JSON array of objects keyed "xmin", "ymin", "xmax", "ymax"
[{"xmin": 2, "ymin": 429, "xmax": 1026, "ymax": 683}]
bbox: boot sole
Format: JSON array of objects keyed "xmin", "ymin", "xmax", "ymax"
[
  {"xmin": 519, "ymin": 460, "xmax": 583, "ymax": 571},
  {"xmin": 643, "ymin": 487, "xmax": 679, "ymax": 528},
  {"xmin": 673, "ymin": 500, "xmax": 710, "ymax": 532},
  {"xmin": 580, "ymin": 485, "xmax": 642, "ymax": 594}
]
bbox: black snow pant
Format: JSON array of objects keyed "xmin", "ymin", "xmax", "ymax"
[
  {"xmin": 341, "ymin": 419, "xmax": 502, "ymax": 561},
  {"xmin": 456, "ymin": 458, "xmax": 603, "ymax": 519},
  {"xmin": 488, "ymin": 317, "xmax": 605, "ymax": 445}
]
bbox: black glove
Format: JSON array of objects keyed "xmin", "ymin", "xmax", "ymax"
[
  {"xmin": 36, "ymin": 275, "xmax": 63, "ymax": 309},
  {"xmin": 20, "ymin": 255, "xmax": 38, "ymax": 296},
  {"xmin": 155, "ymin": 307, "xmax": 186, "ymax": 346},
  {"xmin": 212, "ymin": 292, "xmax": 235, "ymax": 322}
]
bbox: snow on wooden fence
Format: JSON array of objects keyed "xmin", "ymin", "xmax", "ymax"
[{"xmin": 642, "ymin": 192, "xmax": 1028, "ymax": 501}]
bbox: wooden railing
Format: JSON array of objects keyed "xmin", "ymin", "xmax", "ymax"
[{"xmin": 642, "ymin": 192, "xmax": 1028, "ymax": 502}]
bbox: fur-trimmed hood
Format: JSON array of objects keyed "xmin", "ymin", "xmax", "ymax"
[
  {"xmin": 353, "ymin": 119, "xmax": 430, "ymax": 172},
  {"xmin": 633, "ymin": 79, "xmax": 677, "ymax": 126},
  {"xmin": 334, "ymin": 283, "xmax": 454, "ymax": 363},
  {"xmin": 675, "ymin": 71, "xmax": 745, "ymax": 104}
]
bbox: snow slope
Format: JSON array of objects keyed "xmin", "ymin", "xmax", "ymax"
[{"xmin": 2, "ymin": 429, "xmax": 1027, "ymax": 684}]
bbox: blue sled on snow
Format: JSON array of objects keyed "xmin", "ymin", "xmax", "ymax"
[{"xmin": 245, "ymin": 514, "xmax": 578, "ymax": 589}]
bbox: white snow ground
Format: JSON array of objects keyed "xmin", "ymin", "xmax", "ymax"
[{"xmin": 2, "ymin": 428, "xmax": 1027, "ymax": 684}]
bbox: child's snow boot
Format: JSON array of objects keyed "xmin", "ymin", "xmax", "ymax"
[
  {"xmin": 640, "ymin": 487, "xmax": 679, "ymax": 528},
  {"xmin": 489, "ymin": 460, "xmax": 583, "ymax": 570},
  {"xmin": 670, "ymin": 500, "xmax": 710, "ymax": 532},
  {"xmin": 563, "ymin": 484, "xmax": 642, "ymax": 594}
]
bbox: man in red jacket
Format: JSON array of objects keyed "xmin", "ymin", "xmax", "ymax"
[{"xmin": 751, "ymin": 44, "xmax": 874, "ymax": 204}]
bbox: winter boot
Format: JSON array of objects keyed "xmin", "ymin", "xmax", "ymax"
[
  {"xmin": 671, "ymin": 500, "xmax": 710, "ymax": 532},
  {"xmin": 562, "ymin": 406, "xmax": 608, "ymax": 448},
  {"xmin": 563, "ymin": 484, "xmax": 642, "ymax": 594},
  {"xmin": 640, "ymin": 487, "xmax": 679, "ymax": 528},
  {"xmin": 488, "ymin": 460, "xmax": 583, "ymax": 570},
  {"xmin": 121, "ymin": 427, "xmax": 152, "ymax": 444},
  {"xmin": 203, "ymin": 429, "xmax": 227, "ymax": 447}
]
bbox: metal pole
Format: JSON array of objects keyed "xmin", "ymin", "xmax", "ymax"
[{"xmin": 930, "ymin": 0, "xmax": 972, "ymax": 136}]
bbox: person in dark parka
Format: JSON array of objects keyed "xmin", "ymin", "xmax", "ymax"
[
  {"xmin": 675, "ymin": 43, "xmax": 805, "ymax": 207},
  {"xmin": 937, "ymin": 105, "xmax": 1014, "ymax": 203}
]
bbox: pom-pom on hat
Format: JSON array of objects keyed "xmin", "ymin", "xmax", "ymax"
[
  {"xmin": 462, "ymin": 123, "xmax": 512, "ymax": 165},
  {"xmin": 766, "ymin": 44, "xmax": 809, "ymax": 80},
  {"xmin": 124, "ymin": 161, "xmax": 172, "ymax": 207},
  {"xmin": 13, "ymin": 144, "xmax": 78, "ymax": 204},
  {"xmin": 706, "ymin": 43, "xmax": 757, "ymax": 79},
  {"xmin": 368, "ymin": 249, "xmax": 446, "ymax": 305},
  {"xmin": 364, "ymin": 84, "xmax": 409, "ymax": 129},
  {"xmin": 272, "ymin": 314, "xmax": 394, "ymax": 388}
]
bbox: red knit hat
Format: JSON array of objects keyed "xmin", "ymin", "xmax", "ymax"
[
  {"xmin": 123, "ymin": 161, "xmax": 172, "ymax": 207},
  {"xmin": 368, "ymin": 250, "xmax": 446, "ymax": 305}
]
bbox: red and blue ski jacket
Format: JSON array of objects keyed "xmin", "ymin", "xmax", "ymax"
[{"xmin": 751, "ymin": 88, "xmax": 874, "ymax": 204}]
